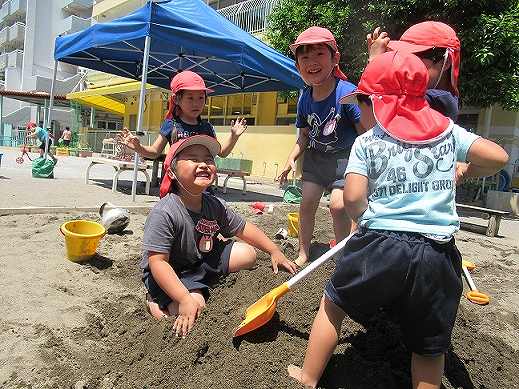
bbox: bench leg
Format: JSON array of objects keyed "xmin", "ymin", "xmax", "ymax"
[
  {"xmin": 240, "ymin": 176, "xmax": 247, "ymax": 195},
  {"xmin": 113, "ymin": 167, "xmax": 122, "ymax": 193},
  {"xmin": 142, "ymin": 169, "xmax": 151, "ymax": 195},
  {"xmin": 486, "ymin": 215, "xmax": 501, "ymax": 237},
  {"xmin": 151, "ymin": 160, "xmax": 159, "ymax": 187},
  {"xmin": 222, "ymin": 174, "xmax": 231, "ymax": 194},
  {"xmin": 85, "ymin": 162, "xmax": 95, "ymax": 184}
]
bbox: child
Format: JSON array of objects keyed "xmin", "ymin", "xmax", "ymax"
[
  {"xmin": 25, "ymin": 122, "xmax": 57, "ymax": 164},
  {"xmin": 287, "ymin": 51, "xmax": 508, "ymax": 388},
  {"xmin": 277, "ymin": 27, "xmax": 363, "ymax": 266},
  {"xmin": 119, "ymin": 70, "xmax": 247, "ymax": 159},
  {"xmin": 367, "ymin": 21, "xmax": 461, "ymax": 121},
  {"xmin": 142, "ymin": 135, "xmax": 297, "ymax": 337}
]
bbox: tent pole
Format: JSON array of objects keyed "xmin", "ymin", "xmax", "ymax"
[
  {"xmin": 131, "ymin": 35, "xmax": 152, "ymax": 202},
  {"xmin": 44, "ymin": 61, "xmax": 58, "ymax": 159}
]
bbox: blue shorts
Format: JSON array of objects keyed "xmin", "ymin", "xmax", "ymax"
[
  {"xmin": 325, "ymin": 228, "xmax": 462, "ymax": 356},
  {"xmin": 302, "ymin": 148, "xmax": 350, "ymax": 190},
  {"xmin": 143, "ymin": 239, "xmax": 234, "ymax": 310}
]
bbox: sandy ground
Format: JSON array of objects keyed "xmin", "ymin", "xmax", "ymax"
[{"xmin": 1, "ymin": 147, "xmax": 518, "ymax": 388}]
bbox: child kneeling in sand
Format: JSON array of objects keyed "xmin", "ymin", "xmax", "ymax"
[
  {"xmin": 287, "ymin": 52, "xmax": 508, "ymax": 388},
  {"xmin": 141, "ymin": 135, "xmax": 297, "ymax": 337}
]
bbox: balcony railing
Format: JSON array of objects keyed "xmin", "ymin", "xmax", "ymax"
[
  {"xmin": 0, "ymin": 52, "xmax": 7, "ymax": 69},
  {"xmin": 8, "ymin": 21, "xmax": 23, "ymax": 43},
  {"xmin": 62, "ymin": 0, "xmax": 93, "ymax": 12},
  {"xmin": 217, "ymin": 0, "xmax": 280, "ymax": 35},
  {"xmin": 8, "ymin": 0, "xmax": 25, "ymax": 17},
  {"xmin": 7, "ymin": 48, "xmax": 22, "ymax": 68},
  {"xmin": 0, "ymin": 1, "xmax": 8, "ymax": 21},
  {"xmin": 60, "ymin": 15, "xmax": 91, "ymax": 35},
  {"xmin": 0, "ymin": 26, "xmax": 8, "ymax": 47}
]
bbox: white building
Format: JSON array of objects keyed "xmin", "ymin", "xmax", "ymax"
[{"xmin": 0, "ymin": 0, "xmax": 93, "ymax": 132}]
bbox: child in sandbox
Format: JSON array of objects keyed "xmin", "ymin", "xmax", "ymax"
[
  {"xmin": 277, "ymin": 27, "xmax": 363, "ymax": 266},
  {"xmin": 141, "ymin": 135, "xmax": 298, "ymax": 337},
  {"xmin": 287, "ymin": 52, "xmax": 508, "ymax": 388}
]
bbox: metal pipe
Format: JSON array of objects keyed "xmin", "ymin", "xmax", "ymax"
[
  {"xmin": 44, "ymin": 61, "xmax": 58, "ymax": 159},
  {"xmin": 131, "ymin": 35, "xmax": 152, "ymax": 201}
]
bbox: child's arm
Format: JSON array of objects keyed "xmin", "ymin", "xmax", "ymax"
[
  {"xmin": 118, "ymin": 128, "xmax": 168, "ymax": 159},
  {"xmin": 277, "ymin": 128, "xmax": 309, "ymax": 184},
  {"xmin": 463, "ymin": 138, "xmax": 509, "ymax": 178},
  {"xmin": 219, "ymin": 117, "xmax": 247, "ymax": 157},
  {"xmin": 148, "ymin": 252, "xmax": 203, "ymax": 337},
  {"xmin": 343, "ymin": 173, "xmax": 369, "ymax": 221},
  {"xmin": 235, "ymin": 222, "xmax": 298, "ymax": 274}
]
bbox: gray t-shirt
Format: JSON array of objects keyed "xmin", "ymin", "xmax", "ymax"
[{"xmin": 141, "ymin": 193, "xmax": 246, "ymax": 273}]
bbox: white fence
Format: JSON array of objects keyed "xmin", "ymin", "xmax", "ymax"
[{"xmin": 217, "ymin": 0, "xmax": 280, "ymax": 34}]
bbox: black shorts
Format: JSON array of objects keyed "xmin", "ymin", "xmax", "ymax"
[
  {"xmin": 302, "ymin": 148, "xmax": 350, "ymax": 190},
  {"xmin": 39, "ymin": 138, "xmax": 53, "ymax": 152},
  {"xmin": 63, "ymin": 139, "xmax": 71, "ymax": 147},
  {"xmin": 143, "ymin": 239, "xmax": 234, "ymax": 310},
  {"xmin": 325, "ymin": 228, "xmax": 462, "ymax": 356}
]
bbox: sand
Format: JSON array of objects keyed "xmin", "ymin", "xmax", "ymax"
[{"xmin": 1, "ymin": 204, "xmax": 518, "ymax": 388}]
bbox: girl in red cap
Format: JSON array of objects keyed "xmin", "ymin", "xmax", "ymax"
[
  {"xmin": 287, "ymin": 51, "xmax": 508, "ymax": 389},
  {"xmin": 142, "ymin": 135, "xmax": 297, "ymax": 337},
  {"xmin": 119, "ymin": 70, "xmax": 247, "ymax": 160},
  {"xmin": 278, "ymin": 26, "xmax": 363, "ymax": 266}
]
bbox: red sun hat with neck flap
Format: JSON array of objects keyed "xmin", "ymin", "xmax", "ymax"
[
  {"xmin": 289, "ymin": 26, "xmax": 348, "ymax": 81},
  {"xmin": 387, "ymin": 21, "xmax": 461, "ymax": 96},
  {"xmin": 159, "ymin": 135, "xmax": 221, "ymax": 198},
  {"xmin": 165, "ymin": 70, "xmax": 214, "ymax": 120},
  {"xmin": 339, "ymin": 51, "xmax": 452, "ymax": 144}
]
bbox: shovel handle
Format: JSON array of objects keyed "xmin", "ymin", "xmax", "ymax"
[
  {"xmin": 462, "ymin": 265, "xmax": 477, "ymax": 291},
  {"xmin": 287, "ymin": 232, "xmax": 353, "ymax": 289}
]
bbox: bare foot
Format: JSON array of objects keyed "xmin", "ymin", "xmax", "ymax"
[
  {"xmin": 287, "ymin": 364, "xmax": 315, "ymax": 388},
  {"xmin": 295, "ymin": 255, "xmax": 309, "ymax": 267},
  {"xmin": 146, "ymin": 294, "xmax": 169, "ymax": 319}
]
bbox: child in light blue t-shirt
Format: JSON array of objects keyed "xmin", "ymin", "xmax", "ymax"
[{"xmin": 288, "ymin": 51, "xmax": 508, "ymax": 389}]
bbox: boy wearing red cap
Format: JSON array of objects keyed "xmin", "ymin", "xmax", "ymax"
[
  {"xmin": 367, "ymin": 21, "xmax": 461, "ymax": 121},
  {"xmin": 278, "ymin": 26, "xmax": 363, "ymax": 266},
  {"xmin": 142, "ymin": 135, "xmax": 297, "ymax": 337},
  {"xmin": 287, "ymin": 52, "xmax": 508, "ymax": 388},
  {"xmin": 119, "ymin": 70, "xmax": 247, "ymax": 159},
  {"xmin": 25, "ymin": 122, "xmax": 57, "ymax": 164}
]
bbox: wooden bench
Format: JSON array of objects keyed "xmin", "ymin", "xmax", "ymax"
[
  {"xmin": 216, "ymin": 169, "xmax": 249, "ymax": 194},
  {"xmin": 456, "ymin": 203, "xmax": 509, "ymax": 237},
  {"xmin": 85, "ymin": 157, "xmax": 151, "ymax": 195}
]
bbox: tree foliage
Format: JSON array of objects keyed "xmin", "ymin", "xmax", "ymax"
[{"xmin": 266, "ymin": 0, "xmax": 519, "ymax": 110}]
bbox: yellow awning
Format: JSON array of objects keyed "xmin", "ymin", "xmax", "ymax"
[
  {"xmin": 66, "ymin": 82, "xmax": 158, "ymax": 115},
  {"xmin": 70, "ymin": 95, "xmax": 126, "ymax": 115}
]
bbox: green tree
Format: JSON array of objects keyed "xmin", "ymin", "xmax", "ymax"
[{"xmin": 266, "ymin": 0, "xmax": 519, "ymax": 111}]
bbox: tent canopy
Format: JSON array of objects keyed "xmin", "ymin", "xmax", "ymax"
[{"xmin": 54, "ymin": 0, "xmax": 304, "ymax": 95}]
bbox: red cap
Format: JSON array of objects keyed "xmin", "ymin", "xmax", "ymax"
[
  {"xmin": 165, "ymin": 71, "xmax": 213, "ymax": 120},
  {"xmin": 387, "ymin": 22, "xmax": 461, "ymax": 96},
  {"xmin": 339, "ymin": 51, "xmax": 451, "ymax": 144},
  {"xmin": 26, "ymin": 121, "xmax": 37, "ymax": 129},
  {"xmin": 290, "ymin": 27, "xmax": 348, "ymax": 81},
  {"xmin": 159, "ymin": 135, "xmax": 221, "ymax": 198}
]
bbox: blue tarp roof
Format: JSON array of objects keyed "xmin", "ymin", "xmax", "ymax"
[{"xmin": 54, "ymin": 0, "xmax": 304, "ymax": 95}]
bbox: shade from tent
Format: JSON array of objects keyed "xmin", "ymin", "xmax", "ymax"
[{"xmin": 54, "ymin": 0, "xmax": 304, "ymax": 95}]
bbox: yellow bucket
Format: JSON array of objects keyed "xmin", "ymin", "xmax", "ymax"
[
  {"xmin": 287, "ymin": 212, "xmax": 299, "ymax": 238},
  {"xmin": 60, "ymin": 220, "xmax": 106, "ymax": 262}
]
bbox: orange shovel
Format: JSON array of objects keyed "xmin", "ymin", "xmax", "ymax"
[
  {"xmin": 233, "ymin": 233, "xmax": 353, "ymax": 337},
  {"xmin": 462, "ymin": 263, "xmax": 490, "ymax": 305}
]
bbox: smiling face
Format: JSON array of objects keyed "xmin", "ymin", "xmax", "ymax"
[
  {"xmin": 295, "ymin": 43, "xmax": 339, "ymax": 86},
  {"xmin": 175, "ymin": 90, "xmax": 207, "ymax": 124},
  {"xmin": 171, "ymin": 144, "xmax": 216, "ymax": 194}
]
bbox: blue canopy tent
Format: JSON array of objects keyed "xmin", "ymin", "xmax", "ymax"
[{"xmin": 50, "ymin": 0, "xmax": 304, "ymax": 200}]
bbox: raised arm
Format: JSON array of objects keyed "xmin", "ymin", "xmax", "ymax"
[
  {"xmin": 118, "ymin": 128, "xmax": 168, "ymax": 159},
  {"xmin": 219, "ymin": 117, "xmax": 247, "ymax": 157}
]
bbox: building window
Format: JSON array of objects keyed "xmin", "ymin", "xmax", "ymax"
[{"xmin": 276, "ymin": 117, "xmax": 296, "ymax": 125}]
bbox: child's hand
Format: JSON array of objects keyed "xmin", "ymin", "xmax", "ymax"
[
  {"xmin": 367, "ymin": 27, "xmax": 390, "ymax": 62},
  {"xmin": 173, "ymin": 294, "xmax": 203, "ymax": 338},
  {"xmin": 230, "ymin": 117, "xmax": 247, "ymax": 137},
  {"xmin": 271, "ymin": 249, "xmax": 298, "ymax": 275},
  {"xmin": 117, "ymin": 127, "xmax": 141, "ymax": 151},
  {"xmin": 455, "ymin": 162, "xmax": 469, "ymax": 185},
  {"xmin": 277, "ymin": 160, "xmax": 296, "ymax": 185}
]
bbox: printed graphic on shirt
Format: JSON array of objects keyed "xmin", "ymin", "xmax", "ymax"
[
  {"xmin": 361, "ymin": 130, "xmax": 456, "ymax": 201},
  {"xmin": 307, "ymin": 107, "xmax": 340, "ymax": 151},
  {"xmin": 195, "ymin": 219, "xmax": 220, "ymax": 253}
]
